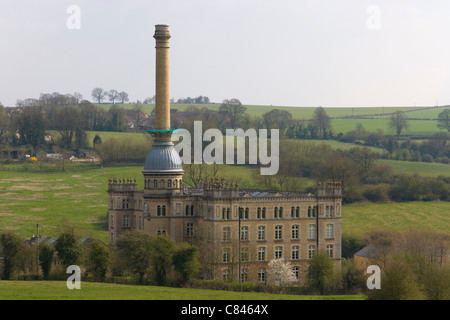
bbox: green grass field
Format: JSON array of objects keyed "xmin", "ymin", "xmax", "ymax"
[
  {"xmin": 101, "ymin": 103, "xmax": 449, "ymax": 136},
  {"xmin": 0, "ymin": 281, "xmax": 365, "ymax": 300},
  {"xmin": 342, "ymin": 201, "xmax": 450, "ymax": 239}
]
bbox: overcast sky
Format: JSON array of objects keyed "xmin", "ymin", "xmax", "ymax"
[{"xmin": 1, "ymin": 0, "xmax": 450, "ymax": 107}]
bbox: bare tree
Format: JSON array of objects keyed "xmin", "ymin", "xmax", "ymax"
[
  {"xmin": 118, "ymin": 91, "xmax": 129, "ymax": 104},
  {"xmin": 91, "ymin": 88, "xmax": 107, "ymax": 104},
  {"xmin": 389, "ymin": 111, "xmax": 409, "ymax": 139},
  {"xmin": 108, "ymin": 90, "xmax": 120, "ymax": 104}
]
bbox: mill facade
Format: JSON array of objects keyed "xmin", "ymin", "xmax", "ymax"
[{"xmin": 107, "ymin": 25, "xmax": 343, "ymax": 284}]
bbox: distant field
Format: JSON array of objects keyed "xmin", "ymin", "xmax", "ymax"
[
  {"xmin": 0, "ymin": 281, "xmax": 365, "ymax": 300},
  {"xmin": 342, "ymin": 201, "xmax": 450, "ymax": 238},
  {"xmin": 378, "ymin": 159, "xmax": 450, "ymax": 177},
  {"xmin": 99, "ymin": 104, "xmax": 448, "ymax": 136}
]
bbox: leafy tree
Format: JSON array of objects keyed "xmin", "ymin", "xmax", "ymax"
[
  {"xmin": 55, "ymin": 224, "xmax": 82, "ymax": 268},
  {"xmin": 116, "ymin": 231, "xmax": 153, "ymax": 284},
  {"xmin": 307, "ymin": 250, "xmax": 335, "ymax": 294},
  {"xmin": 0, "ymin": 231, "xmax": 26, "ymax": 280},
  {"xmin": 172, "ymin": 243, "xmax": 200, "ymax": 283},
  {"xmin": 219, "ymin": 98, "xmax": 246, "ymax": 128},
  {"xmin": 389, "ymin": 112, "xmax": 409, "ymax": 139},
  {"xmin": 368, "ymin": 255, "xmax": 423, "ymax": 300},
  {"xmin": 13, "ymin": 107, "xmax": 46, "ymax": 148},
  {"xmin": 312, "ymin": 107, "xmax": 332, "ymax": 139},
  {"xmin": 150, "ymin": 235, "xmax": 175, "ymax": 286},
  {"xmin": 87, "ymin": 242, "xmax": 110, "ymax": 281},
  {"xmin": 39, "ymin": 243, "xmax": 55, "ymax": 280},
  {"xmin": 437, "ymin": 109, "xmax": 450, "ymax": 133},
  {"xmin": 262, "ymin": 109, "xmax": 293, "ymax": 133}
]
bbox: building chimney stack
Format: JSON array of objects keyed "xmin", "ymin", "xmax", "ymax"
[{"xmin": 153, "ymin": 24, "xmax": 171, "ymax": 134}]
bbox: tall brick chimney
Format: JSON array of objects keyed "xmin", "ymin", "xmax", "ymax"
[{"xmin": 153, "ymin": 24, "xmax": 171, "ymax": 138}]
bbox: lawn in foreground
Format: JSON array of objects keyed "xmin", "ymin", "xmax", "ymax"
[{"xmin": 0, "ymin": 281, "xmax": 365, "ymax": 300}]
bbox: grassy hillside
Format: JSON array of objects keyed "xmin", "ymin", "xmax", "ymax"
[{"xmin": 342, "ymin": 201, "xmax": 450, "ymax": 238}]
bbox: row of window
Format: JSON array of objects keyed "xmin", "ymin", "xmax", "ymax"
[
  {"xmin": 144, "ymin": 178, "xmax": 182, "ymax": 189},
  {"xmin": 222, "ymin": 224, "xmax": 334, "ymax": 241},
  {"xmin": 222, "ymin": 244, "xmax": 335, "ymax": 264},
  {"xmin": 224, "ymin": 266, "xmax": 301, "ymax": 283},
  {"xmin": 233, "ymin": 205, "xmax": 335, "ymax": 220}
]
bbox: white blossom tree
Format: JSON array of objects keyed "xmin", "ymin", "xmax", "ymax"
[{"xmin": 267, "ymin": 259, "xmax": 297, "ymax": 286}]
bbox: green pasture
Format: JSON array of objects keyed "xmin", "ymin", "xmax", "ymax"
[
  {"xmin": 377, "ymin": 159, "xmax": 450, "ymax": 177},
  {"xmin": 342, "ymin": 201, "xmax": 450, "ymax": 239},
  {"xmin": 0, "ymin": 281, "xmax": 365, "ymax": 300}
]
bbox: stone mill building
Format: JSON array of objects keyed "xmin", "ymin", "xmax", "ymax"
[{"xmin": 107, "ymin": 25, "xmax": 343, "ymax": 284}]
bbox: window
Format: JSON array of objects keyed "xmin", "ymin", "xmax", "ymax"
[
  {"xmin": 240, "ymin": 247, "xmax": 249, "ymax": 262},
  {"xmin": 275, "ymin": 246, "xmax": 283, "ymax": 259},
  {"xmin": 258, "ymin": 247, "xmax": 266, "ymax": 261},
  {"xmin": 157, "ymin": 228, "xmax": 166, "ymax": 236},
  {"xmin": 292, "ymin": 266, "xmax": 299, "ymax": 280},
  {"xmin": 223, "ymin": 226, "xmax": 231, "ymax": 241},
  {"xmin": 222, "ymin": 208, "xmax": 230, "ymax": 220},
  {"xmin": 291, "ymin": 206, "xmax": 299, "ymax": 218},
  {"xmin": 240, "ymin": 268, "xmax": 248, "ymax": 283},
  {"xmin": 327, "ymin": 244, "xmax": 334, "ymax": 258},
  {"xmin": 275, "ymin": 225, "xmax": 282, "ymax": 240},
  {"xmin": 258, "ymin": 268, "xmax": 266, "ymax": 283},
  {"xmin": 326, "ymin": 205, "xmax": 334, "ymax": 217},
  {"xmin": 274, "ymin": 207, "xmax": 283, "ymax": 219},
  {"xmin": 191, "ymin": 205, "xmax": 194, "ymax": 216},
  {"xmin": 168, "ymin": 180, "xmax": 172, "ymax": 188},
  {"xmin": 326, "ymin": 224, "xmax": 334, "ymax": 239},
  {"xmin": 186, "ymin": 222, "xmax": 194, "ymax": 237},
  {"xmin": 186, "ymin": 205, "xmax": 190, "ymax": 216},
  {"xmin": 110, "ymin": 232, "xmax": 114, "ymax": 244},
  {"xmin": 308, "ymin": 224, "xmax": 316, "ymax": 239},
  {"xmin": 139, "ymin": 215, "xmax": 142, "ymax": 229},
  {"xmin": 222, "ymin": 269, "xmax": 230, "ymax": 281},
  {"xmin": 154, "ymin": 180, "xmax": 158, "ymax": 189},
  {"xmin": 240, "ymin": 226, "xmax": 248, "ymax": 241},
  {"xmin": 308, "ymin": 245, "xmax": 316, "ymax": 259},
  {"xmin": 123, "ymin": 215, "xmax": 130, "ymax": 228},
  {"xmin": 291, "ymin": 245, "xmax": 299, "ymax": 260},
  {"xmin": 291, "ymin": 225, "xmax": 299, "ymax": 240},
  {"xmin": 162, "ymin": 205, "xmax": 166, "ymax": 216},
  {"xmin": 223, "ymin": 248, "xmax": 231, "ymax": 263},
  {"xmin": 157, "ymin": 205, "xmax": 161, "ymax": 216},
  {"xmin": 308, "ymin": 206, "xmax": 316, "ymax": 218},
  {"xmin": 110, "ymin": 214, "xmax": 114, "ymax": 229},
  {"xmin": 258, "ymin": 207, "xmax": 266, "ymax": 219},
  {"xmin": 239, "ymin": 207, "xmax": 249, "ymax": 220},
  {"xmin": 257, "ymin": 226, "xmax": 266, "ymax": 241}
]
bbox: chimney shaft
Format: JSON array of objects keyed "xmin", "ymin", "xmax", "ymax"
[{"xmin": 153, "ymin": 25, "xmax": 171, "ymax": 132}]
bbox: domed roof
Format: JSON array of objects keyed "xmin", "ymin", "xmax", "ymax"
[{"xmin": 142, "ymin": 141, "xmax": 184, "ymax": 174}]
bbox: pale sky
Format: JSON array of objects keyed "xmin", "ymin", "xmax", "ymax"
[{"xmin": 1, "ymin": 0, "xmax": 450, "ymax": 108}]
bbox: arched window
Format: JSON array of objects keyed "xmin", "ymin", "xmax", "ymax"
[
  {"xmin": 160, "ymin": 180, "xmax": 165, "ymax": 188},
  {"xmin": 154, "ymin": 180, "xmax": 158, "ymax": 189},
  {"xmin": 157, "ymin": 205, "xmax": 161, "ymax": 216},
  {"xmin": 168, "ymin": 180, "xmax": 172, "ymax": 188},
  {"xmin": 162, "ymin": 205, "xmax": 166, "ymax": 216}
]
